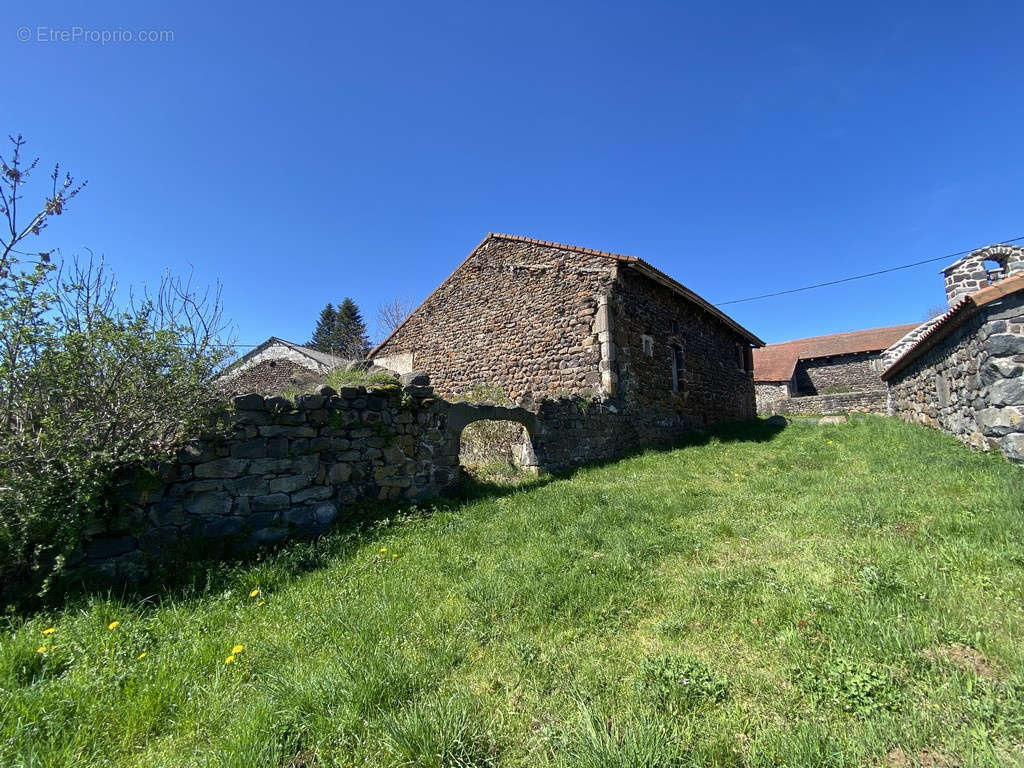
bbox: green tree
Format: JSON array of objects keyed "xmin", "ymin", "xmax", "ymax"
[
  {"xmin": 308, "ymin": 303, "xmax": 337, "ymax": 352},
  {"xmin": 333, "ymin": 297, "xmax": 370, "ymax": 358}
]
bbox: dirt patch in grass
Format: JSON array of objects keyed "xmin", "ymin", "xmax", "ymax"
[
  {"xmin": 886, "ymin": 747, "xmax": 961, "ymax": 768},
  {"xmin": 287, "ymin": 751, "xmax": 318, "ymax": 768},
  {"xmin": 924, "ymin": 644, "xmax": 1001, "ymax": 679}
]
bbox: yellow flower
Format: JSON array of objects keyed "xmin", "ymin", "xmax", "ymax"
[
  {"xmin": 231, "ymin": 644, "xmax": 244, "ymax": 655},
  {"xmin": 249, "ymin": 588, "xmax": 260, "ymax": 598},
  {"xmin": 138, "ymin": 652, "xmax": 147, "ymax": 660},
  {"xmin": 36, "ymin": 646, "xmax": 46, "ymax": 653},
  {"xmin": 257, "ymin": 600, "xmax": 265, "ymax": 607},
  {"xmin": 107, "ymin": 621, "xmax": 120, "ymax": 630},
  {"xmin": 379, "ymin": 546, "xmax": 387, "ymax": 553},
  {"xmin": 225, "ymin": 654, "xmax": 236, "ymax": 664},
  {"xmin": 42, "ymin": 627, "xmax": 56, "ymax": 636},
  {"xmin": 392, "ymin": 553, "xmax": 398, "ymax": 559}
]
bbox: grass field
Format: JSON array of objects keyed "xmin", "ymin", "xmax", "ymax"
[{"xmin": 2, "ymin": 416, "xmax": 1023, "ymax": 767}]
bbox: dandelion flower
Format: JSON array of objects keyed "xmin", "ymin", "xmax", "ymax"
[
  {"xmin": 36, "ymin": 646, "xmax": 46, "ymax": 654},
  {"xmin": 225, "ymin": 655, "xmax": 236, "ymax": 664},
  {"xmin": 108, "ymin": 621, "xmax": 120, "ymax": 630},
  {"xmin": 379, "ymin": 546, "xmax": 387, "ymax": 553},
  {"xmin": 231, "ymin": 644, "xmax": 244, "ymax": 655},
  {"xmin": 138, "ymin": 652, "xmax": 147, "ymax": 660},
  {"xmin": 392, "ymin": 553, "xmax": 398, "ymax": 559},
  {"xmin": 249, "ymin": 588, "xmax": 260, "ymax": 598},
  {"xmin": 257, "ymin": 600, "xmax": 265, "ymax": 607},
  {"xmin": 42, "ymin": 627, "xmax": 56, "ymax": 636}
]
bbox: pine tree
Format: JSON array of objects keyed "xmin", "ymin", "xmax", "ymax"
[
  {"xmin": 309, "ymin": 303, "xmax": 337, "ymax": 353},
  {"xmin": 334, "ymin": 297, "xmax": 370, "ymax": 358}
]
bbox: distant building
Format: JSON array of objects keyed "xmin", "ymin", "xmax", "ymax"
[
  {"xmin": 217, "ymin": 337, "xmax": 346, "ymax": 395},
  {"xmin": 753, "ymin": 324, "xmax": 918, "ymax": 415}
]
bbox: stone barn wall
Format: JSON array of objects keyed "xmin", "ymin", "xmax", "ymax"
[
  {"xmin": 794, "ymin": 352, "xmax": 885, "ymax": 395},
  {"xmin": 372, "ymin": 236, "xmax": 758, "ymax": 457},
  {"xmin": 886, "ymin": 292, "xmax": 1024, "ymax": 464},
  {"xmin": 755, "ymin": 382, "xmax": 792, "ymax": 414},
  {"xmin": 609, "ymin": 266, "xmax": 756, "ymax": 428},
  {"xmin": 372, "ymin": 237, "xmax": 615, "ymax": 404}
]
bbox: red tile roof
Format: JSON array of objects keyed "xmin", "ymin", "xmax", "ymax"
[
  {"xmin": 754, "ymin": 323, "xmax": 920, "ymax": 382},
  {"xmin": 882, "ymin": 273, "xmax": 1024, "ymax": 380}
]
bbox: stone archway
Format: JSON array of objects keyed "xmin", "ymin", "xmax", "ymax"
[{"xmin": 445, "ymin": 402, "xmax": 540, "ymax": 473}]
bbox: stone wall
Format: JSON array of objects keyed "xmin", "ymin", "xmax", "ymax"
[
  {"xmin": 768, "ymin": 389, "xmax": 888, "ymax": 416},
  {"xmin": 794, "ymin": 352, "xmax": 885, "ymax": 395},
  {"xmin": 887, "ymin": 292, "xmax": 1024, "ymax": 464},
  {"xmin": 609, "ymin": 267, "xmax": 756, "ymax": 427},
  {"xmin": 373, "ymin": 237, "xmax": 615, "ymax": 404},
  {"xmin": 84, "ymin": 383, "xmax": 456, "ymax": 579},
  {"xmin": 755, "ymin": 382, "xmax": 792, "ymax": 414}
]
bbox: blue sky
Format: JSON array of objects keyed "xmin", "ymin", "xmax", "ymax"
[{"xmin": 7, "ymin": 1, "xmax": 1023, "ymax": 348}]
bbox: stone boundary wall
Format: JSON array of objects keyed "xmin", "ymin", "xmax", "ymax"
[
  {"xmin": 794, "ymin": 352, "xmax": 885, "ymax": 396},
  {"xmin": 85, "ymin": 382, "xmax": 456, "ymax": 579},
  {"xmin": 82, "ymin": 373, "xmax": 760, "ymax": 579},
  {"xmin": 765, "ymin": 389, "xmax": 888, "ymax": 416},
  {"xmin": 887, "ymin": 293, "xmax": 1024, "ymax": 464},
  {"xmin": 755, "ymin": 382, "xmax": 792, "ymax": 415}
]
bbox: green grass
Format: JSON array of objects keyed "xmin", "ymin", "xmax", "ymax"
[{"xmin": 3, "ymin": 416, "xmax": 1024, "ymax": 767}]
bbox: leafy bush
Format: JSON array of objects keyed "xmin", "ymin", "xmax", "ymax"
[{"xmin": 0, "ymin": 136, "xmax": 232, "ymax": 601}]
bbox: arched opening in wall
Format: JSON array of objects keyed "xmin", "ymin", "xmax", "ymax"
[
  {"xmin": 983, "ymin": 258, "xmax": 1006, "ymax": 284},
  {"xmin": 458, "ymin": 419, "xmax": 537, "ymax": 486}
]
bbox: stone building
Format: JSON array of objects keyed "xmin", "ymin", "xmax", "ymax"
[
  {"xmin": 217, "ymin": 337, "xmax": 346, "ymax": 395},
  {"xmin": 370, "ymin": 233, "xmax": 762, "ymax": 465},
  {"xmin": 883, "ymin": 244, "xmax": 1024, "ymax": 465},
  {"xmin": 753, "ymin": 324, "xmax": 918, "ymax": 415}
]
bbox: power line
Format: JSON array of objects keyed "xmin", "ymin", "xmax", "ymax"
[{"xmin": 714, "ymin": 235, "xmax": 1024, "ymax": 306}]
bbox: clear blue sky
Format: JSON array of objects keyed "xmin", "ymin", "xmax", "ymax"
[{"xmin": 8, "ymin": 1, "xmax": 1023, "ymax": 348}]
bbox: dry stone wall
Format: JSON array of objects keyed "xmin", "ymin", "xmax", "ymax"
[
  {"xmin": 794, "ymin": 352, "xmax": 885, "ymax": 395},
  {"xmin": 768, "ymin": 389, "xmax": 888, "ymax": 416},
  {"xmin": 84, "ymin": 382, "xmax": 457, "ymax": 580},
  {"xmin": 887, "ymin": 292, "xmax": 1024, "ymax": 464}
]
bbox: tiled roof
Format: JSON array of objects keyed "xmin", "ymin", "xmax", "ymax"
[
  {"xmin": 753, "ymin": 323, "xmax": 919, "ymax": 382},
  {"xmin": 371, "ymin": 233, "xmax": 763, "ymax": 354},
  {"xmin": 881, "ymin": 273, "xmax": 1024, "ymax": 380}
]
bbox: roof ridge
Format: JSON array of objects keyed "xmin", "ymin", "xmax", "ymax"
[
  {"xmin": 761, "ymin": 322, "xmax": 920, "ymax": 349},
  {"xmin": 488, "ymin": 232, "xmax": 640, "ymax": 262}
]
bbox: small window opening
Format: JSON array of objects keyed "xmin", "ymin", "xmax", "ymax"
[
  {"xmin": 641, "ymin": 335, "xmax": 653, "ymax": 357},
  {"xmin": 983, "ymin": 258, "xmax": 1005, "ymax": 284},
  {"xmin": 671, "ymin": 343, "xmax": 685, "ymax": 393}
]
